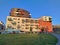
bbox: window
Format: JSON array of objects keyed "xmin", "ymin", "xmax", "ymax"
[
  {"xmin": 16, "ymin": 9, "xmax": 20, "ymax": 12},
  {"xmin": 26, "ymin": 19, "xmax": 30, "ymax": 23},
  {"xmin": 35, "ymin": 27, "xmax": 38, "ymax": 29},
  {"xmin": 35, "ymin": 25, "xmax": 38, "ymax": 26},
  {"xmin": 30, "ymin": 20, "xmax": 34, "ymax": 23},
  {"xmin": 45, "ymin": 19, "xmax": 47, "ymax": 21},
  {"xmin": 18, "ymin": 22, "xmax": 20, "ymax": 23},
  {"xmin": 13, "ymin": 18, "xmax": 17, "ymax": 20},
  {"xmin": 11, "ymin": 22, "xmax": 16, "ymax": 25},
  {"xmin": 17, "ymin": 25, "xmax": 20, "ymax": 29},
  {"xmin": 25, "ymin": 27, "xmax": 29, "ymax": 29},
  {"xmin": 49, "ymin": 18, "xmax": 52, "ymax": 21},
  {"xmin": 7, "ymin": 25, "xmax": 12, "ymax": 29},
  {"xmin": 17, "ymin": 13, "xmax": 20, "ymax": 15},
  {"xmin": 16, "ymin": 11, "xmax": 22, "ymax": 17},
  {"xmin": 20, "ymin": 11, "xmax": 25, "ymax": 15},
  {"xmin": 30, "ymin": 24, "xmax": 33, "ymax": 26},
  {"xmin": 35, "ymin": 20, "xmax": 38, "ymax": 23},
  {"xmin": 45, "ymin": 17, "xmax": 47, "ymax": 18},
  {"xmin": 22, "ymin": 28, "xmax": 24, "ymax": 29},
  {"xmin": 26, "ymin": 24, "xmax": 29, "ymax": 26},
  {"xmin": 44, "ymin": 17, "xmax": 47, "ymax": 21},
  {"xmin": 16, "ymin": 9, "xmax": 25, "ymax": 15},
  {"xmin": 35, "ymin": 25, "xmax": 39, "ymax": 29},
  {"xmin": 12, "ymin": 27, "xmax": 16, "ymax": 29},
  {"xmin": 8, "ymin": 18, "xmax": 13, "ymax": 21},
  {"xmin": 22, "ymin": 19, "xmax": 26, "ymax": 23},
  {"xmin": 18, "ymin": 18, "xmax": 20, "ymax": 20},
  {"xmin": 22, "ymin": 25, "xmax": 24, "ymax": 26}
]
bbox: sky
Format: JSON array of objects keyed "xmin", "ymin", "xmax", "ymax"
[{"xmin": 0, "ymin": 0, "xmax": 60, "ymax": 25}]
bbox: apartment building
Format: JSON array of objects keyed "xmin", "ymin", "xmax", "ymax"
[
  {"xmin": 38, "ymin": 16, "xmax": 52, "ymax": 32},
  {"xmin": 6, "ymin": 8, "xmax": 53, "ymax": 32},
  {"xmin": 6, "ymin": 16, "xmax": 40, "ymax": 32}
]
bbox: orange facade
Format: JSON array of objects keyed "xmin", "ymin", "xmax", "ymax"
[{"xmin": 38, "ymin": 19, "xmax": 53, "ymax": 32}]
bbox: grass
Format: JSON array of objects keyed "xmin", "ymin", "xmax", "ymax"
[{"xmin": 0, "ymin": 33, "xmax": 58, "ymax": 45}]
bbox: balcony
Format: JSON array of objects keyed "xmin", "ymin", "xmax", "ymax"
[
  {"xmin": 30, "ymin": 20, "xmax": 34, "ymax": 23},
  {"xmin": 22, "ymin": 19, "xmax": 26, "ymax": 23},
  {"xmin": 17, "ymin": 25, "xmax": 21, "ymax": 29},
  {"xmin": 11, "ymin": 22, "xmax": 16, "ymax": 25},
  {"xmin": 7, "ymin": 25, "xmax": 12, "ymax": 29},
  {"xmin": 8, "ymin": 18, "xmax": 13, "ymax": 21},
  {"xmin": 35, "ymin": 20, "xmax": 38, "ymax": 23}
]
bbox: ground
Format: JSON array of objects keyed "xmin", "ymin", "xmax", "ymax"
[{"xmin": 0, "ymin": 33, "xmax": 58, "ymax": 45}]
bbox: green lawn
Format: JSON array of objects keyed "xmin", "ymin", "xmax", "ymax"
[{"xmin": 0, "ymin": 33, "xmax": 58, "ymax": 45}]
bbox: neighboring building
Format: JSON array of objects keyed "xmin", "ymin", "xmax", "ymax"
[
  {"xmin": 0, "ymin": 21, "xmax": 5, "ymax": 34},
  {"xmin": 0, "ymin": 21, "xmax": 5, "ymax": 30},
  {"xmin": 38, "ymin": 16, "xmax": 52, "ymax": 32},
  {"xmin": 53, "ymin": 25, "xmax": 60, "ymax": 28},
  {"xmin": 53, "ymin": 25, "xmax": 60, "ymax": 33},
  {"xmin": 6, "ymin": 8, "xmax": 53, "ymax": 32}
]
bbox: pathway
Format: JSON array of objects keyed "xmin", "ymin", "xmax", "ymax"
[{"xmin": 52, "ymin": 33, "xmax": 60, "ymax": 45}]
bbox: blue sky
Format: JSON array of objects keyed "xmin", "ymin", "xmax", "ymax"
[{"xmin": 0, "ymin": 0, "xmax": 60, "ymax": 25}]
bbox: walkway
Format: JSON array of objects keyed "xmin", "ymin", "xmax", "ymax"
[{"xmin": 52, "ymin": 33, "xmax": 60, "ymax": 45}]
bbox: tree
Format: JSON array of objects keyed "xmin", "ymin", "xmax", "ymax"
[
  {"xmin": 41, "ymin": 27, "xmax": 44, "ymax": 33},
  {"xmin": 30, "ymin": 27, "xmax": 32, "ymax": 32}
]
